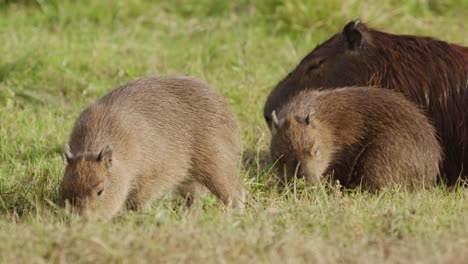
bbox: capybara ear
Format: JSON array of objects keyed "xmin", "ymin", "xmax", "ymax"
[
  {"xmin": 271, "ymin": 110, "xmax": 279, "ymax": 132},
  {"xmin": 97, "ymin": 145, "xmax": 112, "ymax": 166},
  {"xmin": 294, "ymin": 111, "xmax": 316, "ymax": 128},
  {"xmin": 305, "ymin": 110, "xmax": 316, "ymax": 128},
  {"xmin": 343, "ymin": 19, "xmax": 364, "ymax": 50},
  {"xmin": 64, "ymin": 144, "xmax": 73, "ymax": 163}
]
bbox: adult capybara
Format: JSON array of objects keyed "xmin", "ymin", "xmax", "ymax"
[
  {"xmin": 264, "ymin": 19, "xmax": 467, "ymax": 186},
  {"xmin": 270, "ymin": 87, "xmax": 442, "ymax": 191},
  {"xmin": 60, "ymin": 75, "xmax": 245, "ymax": 219}
]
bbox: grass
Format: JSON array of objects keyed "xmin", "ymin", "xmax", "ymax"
[{"xmin": 0, "ymin": 0, "xmax": 466, "ymax": 263}]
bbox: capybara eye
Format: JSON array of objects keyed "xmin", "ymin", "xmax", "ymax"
[
  {"xmin": 312, "ymin": 147, "xmax": 319, "ymax": 155},
  {"xmin": 306, "ymin": 58, "xmax": 327, "ymax": 73},
  {"xmin": 97, "ymin": 189, "xmax": 104, "ymax": 196}
]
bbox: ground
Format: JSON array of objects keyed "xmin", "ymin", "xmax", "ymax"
[{"xmin": 0, "ymin": 0, "xmax": 466, "ymax": 263}]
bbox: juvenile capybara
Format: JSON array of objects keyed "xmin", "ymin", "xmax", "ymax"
[
  {"xmin": 264, "ymin": 19, "xmax": 467, "ymax": 185},
  {"xmin": 59, "ymin": 75, "xmax": 245, "ymax": 219},
  {"xmin": 269, "ymin": 87, "xmax": 442, "ymax": 191}
]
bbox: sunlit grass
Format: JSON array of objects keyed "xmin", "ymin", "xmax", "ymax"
[{"xmin": 0, "ymin": 0, "xmax": 466, "ymax": 263}]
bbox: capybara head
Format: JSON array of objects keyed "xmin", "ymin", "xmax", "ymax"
[
  {"xmin": 59, "ymin": 145, "xmax": 120, "ymax": 219},
  {"xmin": 264, "ymin": 19, "xmax": 372, "ymax": 129},
  {"xmin": 269, "ymin": 111, "xmax": 333, "ymax": 185}
]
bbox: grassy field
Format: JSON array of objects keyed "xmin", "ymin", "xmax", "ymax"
[{"xmin": 0, "ymin": 0, "xmax": 467, "ymax": 263}]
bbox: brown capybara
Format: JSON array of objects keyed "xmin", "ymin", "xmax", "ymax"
[
  {"xmin": 269, "ymin": 87, "xmax": 442, "ymax": 191},
  {"xmin": 264, "ymin": 19, "xmax": 467, "ymax": 186},
  {"xmin": 59, "ymin": 75, "xmax": 245, "ymax": 219}
]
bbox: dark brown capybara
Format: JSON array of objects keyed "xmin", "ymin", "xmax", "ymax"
[
  {"xmin": 264, "ymin": 19, "xmax": 467, "ymax": 186},
  {"xmin": 59, "ymin": 75, "xmax": 245, "ymax": 219},
  {"xmin": 269, "ymin": 87, "xmax": 442, "ymax": 191}
]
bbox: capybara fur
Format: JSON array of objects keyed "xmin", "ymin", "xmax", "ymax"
[
  {"xmin": 60, "ymin": 75, "xmax": 245, "ymax": 219},
  {"xmin": 269, "ymin": 87, "xmax": 442, "ymax": 191},
  {"xmin": 264, "ymin": 19, "xmax": 467, "ymax": 186}
]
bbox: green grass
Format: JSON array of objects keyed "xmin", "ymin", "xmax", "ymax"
[{"xmin": 0, "ymin": 0, "xmax": 466, "ymax": 263}]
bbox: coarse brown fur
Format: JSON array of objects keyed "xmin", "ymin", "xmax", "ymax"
[
  {"xmin": 60, "ymin": 75, "xmax": 245, "ymax": 219},
  {"xmin": 264, "ymin": 19, "xmax": 467, "ymax": 185},
  {"xmin": 270, "ymin": 87, "xmax": 442, "ymax": 191}
]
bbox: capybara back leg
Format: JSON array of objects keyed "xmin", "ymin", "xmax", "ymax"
[{"xmin": 194, "ymin": 166, "xmax": 245, "ymax": 209}]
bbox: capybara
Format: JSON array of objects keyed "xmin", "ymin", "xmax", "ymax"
[
  {"xmin": 269, "ymin": 87, "xmax": 442, "ymax": 191},
  {"xmin": 60, "ymin": 75, "xmax": 245, "ymax": 219},
  {"xmin": 264, "ymin": 19, "xmax": 467, "ymax": 185}
]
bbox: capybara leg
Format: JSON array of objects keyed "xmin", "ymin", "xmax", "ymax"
[
  {"xmin": 356, "ymin": 140, "xmax": 433, "ymax": 191},
  {"xmin": 352, "ymin": 145, "xmax": 389, "ymax": 191},
  {"xmin": 176, "ymin": 180, "xmax": 210, "ymax": 207},
  {"xmin": 176, "ymin": 181, "xmax": 196, "ymax": 207},
  {"xmin": 198, "ymin": 169, "xmax": 245, "ymax": 209},
  {"xmin": 126, "ymin": 187, "xmax": 159, "ymax": 211},
  {"xmin": 126, "ymin": 172, "xmax": 187, "ymax": 211}
]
